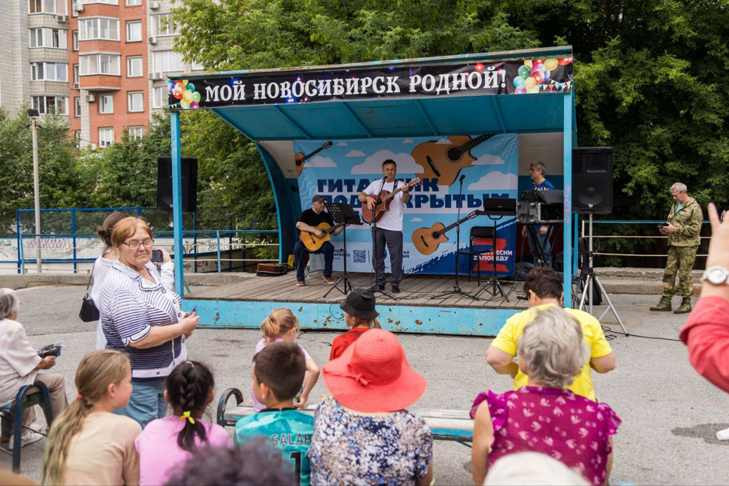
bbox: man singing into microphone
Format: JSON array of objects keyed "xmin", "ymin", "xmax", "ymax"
[{"xmin": 358, "ymin": 159, "xmax": 411, "ymax": 293}]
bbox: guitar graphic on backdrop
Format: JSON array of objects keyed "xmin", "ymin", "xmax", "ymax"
[
  {"xmin": 294, "ymin": 140, "xmax": 333, "ymax": 176},
  {"xmin": 411, "ymin": 209, "xmax": 485, "ymax": 255},
  {"xmin": 410, "ymin": 134, "xmax": 495, "ymax": 186}
]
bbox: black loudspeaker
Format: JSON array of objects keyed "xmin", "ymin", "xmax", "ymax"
[
  {"xmin": 157, "ymin": 157, "xmax": 198, "ymax": 212},
  {"xmin": 572, "ymin": 147, "xmax": 613, "ymax": 214}
]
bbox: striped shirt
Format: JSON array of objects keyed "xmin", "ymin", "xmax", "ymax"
[{"xmin": 99, "ymin": 261, "xmax": 186, "ymax": 379}]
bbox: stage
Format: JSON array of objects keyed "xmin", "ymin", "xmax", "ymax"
[
  {"xmin": 168, "ymin": 46, "xmax": 578, "ymax": 336},
  {"xmin": 184, "ymin": 272, "xmax": 528, "ymax": 336}
]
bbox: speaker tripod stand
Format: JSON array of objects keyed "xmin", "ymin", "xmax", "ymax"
[{"xmin": 578, "ymin": 211, "xmax": 628, "ymax": 335}]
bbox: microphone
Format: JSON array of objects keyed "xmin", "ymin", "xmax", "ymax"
[{"xmin": 459, "ymin": 174, "xmax": 466, "ymax": 183}]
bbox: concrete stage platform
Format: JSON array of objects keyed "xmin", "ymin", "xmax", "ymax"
[{"xmin": 184, "ymin": 272, "xmax": 529, "ymax": 336}]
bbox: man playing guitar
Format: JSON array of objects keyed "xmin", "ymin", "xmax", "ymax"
[
  {"xmin": 294, "ymin": 195, "xmax": 341, "ymax": 286},
  {"xmin": 358, "ymin": 159, "xmax": 412, "ymax": 293}
]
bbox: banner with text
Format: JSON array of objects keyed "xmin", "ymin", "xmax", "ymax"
[
  {"xmin": 169, "ymin": 57, "xmax": 573, "ymax": 109},
  {"xmin": 295, "ymin": 134, "xmax": 519, "ymax": 275}
]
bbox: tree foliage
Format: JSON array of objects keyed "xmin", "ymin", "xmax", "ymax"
[{"xmin": 173, "ymin": 0, "xmax": 729, "ymax": 220}]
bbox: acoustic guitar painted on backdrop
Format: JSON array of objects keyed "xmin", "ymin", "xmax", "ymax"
[
  {"xmin": 299, "ymin": 222, "xmax": 345, "ymax": 252},
  {"xmin": 361, "ymin": 178, "xmax": 421, "ymax": 224},
  {"xmin": 410, "ymin": 134, "xmax": 495, "ymax": 186},
  {"xmin": 411, "ymin": 209, "xmax": 484, "ymax": 255},
  {"xmin": 294, "ymin": 140, "xmax": 333, "ymax": 176}
]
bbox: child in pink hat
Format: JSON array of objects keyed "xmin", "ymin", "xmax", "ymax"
[{"xmin": 308, "ymin": 329, "xmax": 433, "ymax": 486}]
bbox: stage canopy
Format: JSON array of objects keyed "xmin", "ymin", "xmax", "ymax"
[{"xmin": 166, "ymin": 45, "xmax": 578, "ymax": 305}]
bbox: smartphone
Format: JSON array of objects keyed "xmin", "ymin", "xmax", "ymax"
[{"xmin": 151, "ymin": 249, "xmax": 163, "ymax": 263}]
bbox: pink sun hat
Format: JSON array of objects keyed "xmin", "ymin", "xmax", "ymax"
[{"xmin": 322, "ymin": 328, "xmax": 426, "ymax": 413}]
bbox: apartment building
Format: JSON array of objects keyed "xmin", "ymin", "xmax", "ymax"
[
  {"xmin": 67, "ymin": 0, "xmax": 203, "ymax": 147},
  {"xmin": 0, "ymin": 0, "xmax": 202, "ymax": 147},
  {"xmin": 0, "ymin": 0, "xmax": 68, "ymax": 117}
]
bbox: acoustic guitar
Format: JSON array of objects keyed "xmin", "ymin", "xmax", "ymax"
[
  {"xmin": 299, "ymin": 222, "xmax": 344, "ymax": 252},
  {"xmin": 411, "ymin": 209, "xmax": 484, "ymax": 255},
  {"xmin": 361, "ymin": 178, "xmax": 421, "ymax": 224},
  {"xmin": 294, "ymin": 140, "xmax": 333, "ymax": 176},
  {"xmin": 410, "ymin": 134, "xmax": 495, "ymax": 186}
]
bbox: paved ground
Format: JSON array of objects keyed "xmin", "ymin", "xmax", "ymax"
[{"xmin": 2, "ymin": 286, "xmax": 728, "ymax": 485}]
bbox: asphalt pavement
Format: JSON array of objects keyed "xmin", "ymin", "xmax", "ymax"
[{"xmin": 2, "ymin": 286, "xmax": 728, "ymax": 485}]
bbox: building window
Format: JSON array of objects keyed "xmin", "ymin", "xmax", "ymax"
[
  {"xmin": 79, "ymin": 17, "xmax": 120, "ymax": 41},
  {"xmin": 126, "ymin": 20, "xmax": 142, "ymax": 42},
  {"xmin": 30, "ymin": 95, "xmax": 68, "ymax": 115},
  {"xmin": 74, "ymin": 96, "xmax": 81, "ymax": 117},
  {"xmin": 73, "ymin": 64, "xmax": 79, "ymax": 87},
  {"xmin": 127, "ymin": 91, "xmax": 144, "ymax": 112},
  {"xmin": 98, "ymin": 127, "xmax": 114, "ymax": 147},
  {"xmin": 127, "ymin": 126, "xmax": 144, "ymax": 140},
  {"xmin": 152, "ymin": 51, "xmax": 184, "ymax": 74},
  {"xmin": 30, "ymin": 62, "xmax": 68, "ymax": 81},
  {"xmin": 126, "ymin": 0, "xmax": 142, "ymax": 5},
  {"xmin": 29, "ymin": 0, "xmax": 66, "ymax": 14},
  {"xmin": 152, "ymin": 86, "xmax": 167, "ymax": 109},
  {"xmin": 151, "ymin": 14, "xmax": 178, "ymax": 37},
  {"xmin": 72, "ymin": 31, "xmax": 79, "ymax": 50},
  {"xmin": 29, "ymin": 28, "xmax": 67, "ymax": 48},
  {"xmin": 79, "ymin": 54, "xmax": 120, "ymax": 75},
  {"xmin": 99, "ymin": 94, "xmax": 113, "ymax": 114},
  {"xmin": 127, "ymin": 56, "xmax": 143, "ymax": 77}
]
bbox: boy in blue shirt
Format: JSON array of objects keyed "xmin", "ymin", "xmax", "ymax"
[{"xmin": 235, "ymin": 341, "xmax": 314, "ymax": 486}]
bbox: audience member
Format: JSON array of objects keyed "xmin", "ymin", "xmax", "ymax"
[
  {"xmin": 486, "ymin": 267, "xmax": 615, "ymax": 400},
  {"xmin": 236, "ymin": 342, "xmax": 314, "ymax": 485},
  {"xmin": 42, "ymin": 350, "xmax": 140, "ymax": 485},
  {"xmin": 0, "ymin": 288, "xmax": 67, "ymax": 448},
  {"xmin": 309, "ymin": 329, "xmax": 433, "ymax": 486},
  {"xmin": 471, "ymin": 307, "xmax": 620, "ymax": 486},
  {"xmin": 484, "ymin": 452, "xmax": 589, "ymax": 486},
  {"xmin": 90, "ymin": 211, "xmax": 127, "ymax": 349},
  {"xmin": 679, "ymin": 203, "xmax": 729, "ymax": 439},
  {"xmin": 164, "ymin": 439, "xmax": 295, "ymax": 486},
  {"xmin": 135, "ymin": 361, "xmax": 230, "ymax": 486},
  {"xmin": 99, "ymin": 217, "xmax": 199, "ymax": 428},
  {"xmin": 252, "ymin": 308, "xmax": 319, "ymax": 410},
  {"xmin": 330, "ymin": 288, "xmax": 380, "ymax": 360}
]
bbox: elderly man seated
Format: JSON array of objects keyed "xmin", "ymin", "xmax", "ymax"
[{"xmin": 0, "ymin": 288, "xmax": 67, "ymax": 447}]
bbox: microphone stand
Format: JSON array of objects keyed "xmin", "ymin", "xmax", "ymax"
[{"xmin": 434, "ymin": 174, "xmax": 478, "ymax": 300}]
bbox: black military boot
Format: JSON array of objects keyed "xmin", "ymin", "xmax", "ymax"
[
  {"xmin": 674, "ymin": 297, "xmax": 692, "ymax": 314},
  {"xmin": 649, "ymin": 296, "xmax": 672, "ymax": 311}
]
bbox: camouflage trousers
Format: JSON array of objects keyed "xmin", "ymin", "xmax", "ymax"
[{"xmin": 661, "ymin": 245, "xmax": 698, "ymax": 297}]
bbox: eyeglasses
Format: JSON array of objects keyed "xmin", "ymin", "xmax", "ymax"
[{"xmin": 123, "ymin": 238, "xmax": 153, "ymax": 249}]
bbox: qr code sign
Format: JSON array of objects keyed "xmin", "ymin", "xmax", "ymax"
[{"xmin": 353, "ymin": 250, "xmax": 367, "ymax": 263}]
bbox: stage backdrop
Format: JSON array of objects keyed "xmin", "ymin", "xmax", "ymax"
[{"xmin": 294, "ymin": 134, "xmax": 518, "ymax": 276}]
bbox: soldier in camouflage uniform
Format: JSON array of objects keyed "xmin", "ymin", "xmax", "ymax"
[{"xmin": 650, "ymin": 182, "xmax": 703, "ymax": 313}]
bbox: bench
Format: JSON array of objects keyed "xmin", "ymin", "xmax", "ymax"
[{"xmin": 216, "ymin": 387, "xmax": 473, "ymax": 446}]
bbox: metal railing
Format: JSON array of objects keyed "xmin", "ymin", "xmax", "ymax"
[{"xmin": 582, "ymin": 219, "xmax": 710, "ymax": 263}]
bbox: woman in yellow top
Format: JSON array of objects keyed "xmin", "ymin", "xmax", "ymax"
[{"xmin": 486, "ymin": 267, "xmax": 616, "ymax": 400}]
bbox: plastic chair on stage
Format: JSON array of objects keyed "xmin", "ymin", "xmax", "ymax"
[
  {"xmin": 305, "ymin": 253, "xmax": 326, "ymax": 278},
  {"xmin": 0, "ymin": 382, "xmax": 54, "ymax": 473},
  {"xmin": 459, "ymin": 226, "xmax": 496, "ymax": 285}
]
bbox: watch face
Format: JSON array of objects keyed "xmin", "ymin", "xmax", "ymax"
[{"xmin": 707, "ymin": 267, "xmax": 729, "ymax": 285}]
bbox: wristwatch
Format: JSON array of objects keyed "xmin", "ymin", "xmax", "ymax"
[{"xmin": 702, "ymin": 266, "xmax": 729, "ymax": 285}]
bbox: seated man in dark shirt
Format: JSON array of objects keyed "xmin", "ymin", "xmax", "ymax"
[{"xmin": 294, "ymin": 195, "xmax": 341, "ymax": 286}]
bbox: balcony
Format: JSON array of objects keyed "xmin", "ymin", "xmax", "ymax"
[{"xmin": 80, "ymin": 75, "xmax": 121, "ymax": 91}]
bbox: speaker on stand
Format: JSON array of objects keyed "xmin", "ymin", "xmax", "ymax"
[
  {"xmin": 157, "ymin": 157, "xmax": 198, "ymax": 271},
  {"xmin": 572, "ymin": 147, "xmax": 627, "ymax": 334}
]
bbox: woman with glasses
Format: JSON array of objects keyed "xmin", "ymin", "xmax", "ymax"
[{"xmin": 98, "ymin": 217, "xmax": 199, "ymax": 427}]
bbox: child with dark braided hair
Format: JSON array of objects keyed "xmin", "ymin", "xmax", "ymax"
[{"xmin": 135, "ymin": 361, "xmax": 231, "ymax": 486}]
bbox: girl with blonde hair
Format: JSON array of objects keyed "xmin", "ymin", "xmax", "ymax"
[
  {"xmin": 251, "ymin": 308, "xmax": 319, "ymax": 410},
  {"xmin": 42, "ymin": 350, "xmax": 140, "ymax": 486}
]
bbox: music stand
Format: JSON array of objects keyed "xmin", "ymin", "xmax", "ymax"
[
  {"xmin": 472, "ymin": 197, "xmax": 515, "ymax": 301},
  {"xmin": 323, "ymin": 202, "xmax": 361, "ymax": 297}
]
